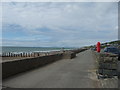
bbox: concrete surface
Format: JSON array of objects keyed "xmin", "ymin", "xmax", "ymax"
[
  {"xmin": 2, "ymin": 50, "xmax": 117, "ymax": 88},
  {"xmin": 3, "ymin": 50, "xmax": 99, "ymax": 88}
]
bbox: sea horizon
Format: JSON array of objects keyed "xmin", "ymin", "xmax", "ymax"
[{"xmin": 1, "ymin": 46, "xmax": 79, "ymax": 54}]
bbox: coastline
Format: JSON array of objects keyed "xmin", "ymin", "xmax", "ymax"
[{"xmin": 1, "ymin": 48, "xmax": 86, "ymax": 62}]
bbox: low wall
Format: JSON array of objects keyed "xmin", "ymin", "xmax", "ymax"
[
  {"xmin": 93, "ymin": 51, "xmax": 118, "ymax": 78},
  {"xmin": 2, "ymin": 48, "xmax": 87, "ymax": 79},
  {"xmin": 2, "ymin": 54, "xmax": 63, "ymax": 79}
]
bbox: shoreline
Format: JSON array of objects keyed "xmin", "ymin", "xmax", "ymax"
[{"xmin": 1, "ymin": 48, "xmax": 86, "ymax": 62}]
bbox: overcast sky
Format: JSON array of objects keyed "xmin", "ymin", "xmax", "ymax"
[{"xmin": 2, "ymin": 2, "xmax": 118, "ymax": 47}]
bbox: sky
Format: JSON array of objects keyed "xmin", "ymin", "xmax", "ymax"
[{"xmin": 1, "ymin": 2, "xmax": 118, "ymax": 47}]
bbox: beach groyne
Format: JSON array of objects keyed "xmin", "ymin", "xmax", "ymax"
[{"xmin": 2, "ymin": 48, "xmax": 87, "ymax": 79}]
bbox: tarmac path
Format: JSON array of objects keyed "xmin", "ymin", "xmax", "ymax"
[{"xmin": 3, "ymin": 50, "xmax": 100, "ymax": 88}]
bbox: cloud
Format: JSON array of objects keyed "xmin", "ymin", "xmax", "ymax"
[{"xmin": 2, "ymin": 2, "xmax": 118, "ymax": 47}]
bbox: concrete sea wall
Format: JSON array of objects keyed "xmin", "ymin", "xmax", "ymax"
[
  {"xmin": 2, "ymin": 48, "xmax": 87, "ymax": 79},
  {"xmin": 2, "ymin": 54, "xmax": 63, "ymax": 79}
]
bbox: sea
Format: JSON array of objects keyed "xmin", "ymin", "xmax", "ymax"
[{"xmin": 1, "ymin": 46, "xmax": 76, "ymax": 54}]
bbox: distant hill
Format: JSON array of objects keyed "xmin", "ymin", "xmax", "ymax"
[
  {"xmin": 107, "ymin": 40, "xmax": 120, "ymax": 45},
  {"xmin": 101, "ymin": 40, "xmax": 120, "ymax": 48},
  {"xmin": 85, "ymin": 40, "xmax": 120, "ymax": 49}
]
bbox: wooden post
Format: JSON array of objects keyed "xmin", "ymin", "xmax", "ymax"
[
  {"xmin": 8, "ymin": 52, "xmax": 10, "ymax": 57},
  {"xmin": 25, "ymin": 53, "xmax": 26, "ymax": 57},
  {"xmin": 11, "ymin": 53, "xmax": 13, "ymax": 57}
]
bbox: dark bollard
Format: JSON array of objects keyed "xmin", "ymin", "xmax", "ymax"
[
  {"xmin": 27, "ymin": 53, "xmax": 28, "ymax": 57},
  {"xmin": 23, "ymin": 53, "xmax": 25, "ymax": 57},
  {"xmin": 2, "ymin": 53, "xmax": 4, "ymax": 57},
  {"xmin": 29, "ymin": 53, "xmax": 31, "ymax": 57},
  {"xmin": 8, "ymin": 52, "xmax": 10, "ymax": 57},
  {"xmin": 9, "ymin": 53, "xmax": 11, "ymax": 57},
  {"xmin": 2, "ymin": 53, "xmax": 5, "ymax": 57},
  {"xmin": 16, "ymin": 54, "xmax": 18, "ymax": 57},
  {"xmin": 12, "ymin": 53, "xmax": 14, "ymax": 57},
  {"xmin": 10, "ymin": 53, "xmax": 12, "ymax": 57},
  {"xmin": 37, "ymin": 53, "xmax": 39, "ymax": 56},
  {"xmin": 21, "ymin": 53, "xmax": 23, "ymax": 57},
  {"xmin": 24, "ymin": 53, "xmax": 26, "ymax": 57},
  {"xmin": 13, "ymin": 53, "xmax": 15, "ymax": 57},
  {"xmin": 8, "ymin": 52, "xmax": 9, "ymax": 57},
  {"xmin": 17, "ymin": 54, "xmax": 19, "ymax": 57},
  {"xmin": 25, "ymin": 53, "xmax": 27, "ymax": 57},
  {"xmin": 37, "ymin": 53, "xmax": 39, "ymax": 57},
  {"xmin": 18, "ymin": 54, "xmax": 20, "ymax": 57},
  {"xmin": 30, "ymin": 53, "xmax": 32, "ymax": 57}
]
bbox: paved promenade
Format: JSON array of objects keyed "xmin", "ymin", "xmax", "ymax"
[{"xmin": 2, "ymin": 50, "xmax": 117, "ymax": 88}]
